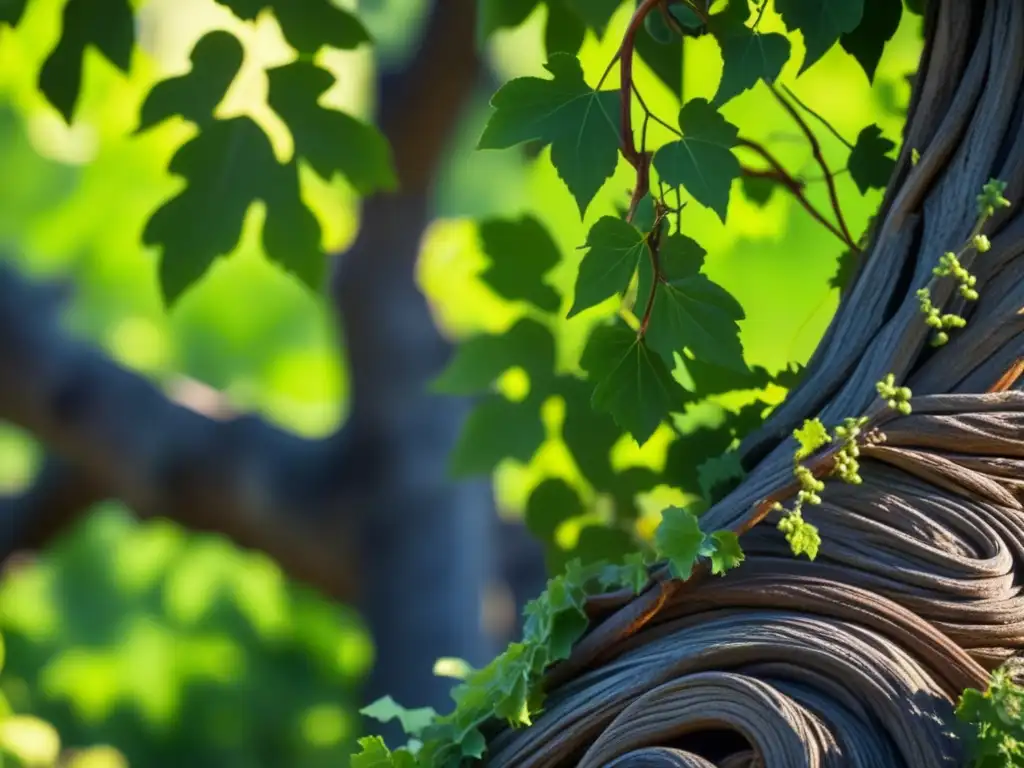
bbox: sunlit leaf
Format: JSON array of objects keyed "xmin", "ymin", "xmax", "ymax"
[
  {"xmin": 568, "ymin": 216, "xmax": 647, "ymax": 317},
  {"xmin": 360, "ymin": 696, "xmax": 437, "ymax": 737},
  {"xmin": 654, "ymin": 506, "xmax": 705, "ymax": 580}
]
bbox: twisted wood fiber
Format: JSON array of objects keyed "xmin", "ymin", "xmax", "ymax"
[{"xmin": 487, "ymin": 1, "xmax": 1024, "ymax": 765}]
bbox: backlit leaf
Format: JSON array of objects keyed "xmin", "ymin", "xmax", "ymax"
[
  {"xmin": 710, "ymin": 0, "xmax": 790, "ymax": 106},
  {"xmin": 449, "ymin": 395, "xmax": 545, "ymax": 476},
  {"xmin": 654, "ymin": 507, "xmax": 705, "ymax": 580},
  {"xmin": 432, "ymin": 318, "xmax": 556, "ymax": 395},
  {"xmin": 478, "ymin": 215, "xmax": 562, "ymax": 312},
  {"xmin": 848, "ymin": 124, "xmax": 896, "ymax": 194},
  {"xmin": 479, "ymin": 54, "xmax": 621, "ymax": 216},
  {"xmin": 214, "ymin": 0, "xmax": 369, "ymax": 53},
  {"xmin": 840, "ymin": 0, "xmax": 902, "ymax": 83},
  {"xmin": 776, "ymin": 0, "xmax": 865, "ymax": 73},
  {"xmin": 568, "ymin": 216, "xmax": 647, "ymax": 317}
]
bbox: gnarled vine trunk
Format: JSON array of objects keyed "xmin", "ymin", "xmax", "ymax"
[{"xmin": 488, "ymin": 1, "xmax": 1024, "ymax": 764}]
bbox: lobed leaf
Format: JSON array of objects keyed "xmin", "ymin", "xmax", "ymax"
[
  {"xmin": 848, "ymin": 124, "xmax": 896, "ymax": 194},
  {"xmin": 840, "ymin": 0, "xmax": 902, "ymax": 83},
  {"xmin": 432, "ymin": 318, "xmax": 556, "ymax": 395},
  {"xmin": 214, "ymin": 0, "xmax": 369, "ymax": 53},
  {"xmin": 478, "ymin": 215, "xmax": 562, "ymax": 312},
  {"xmin": 568, "ymin": 216, "xmax": 648, "ymax": 317},
  {"xmin": 448, "ymin": 395, "xmax": 546, "ymax": 477},
  {"xmin": 776, "ymin": 0, "xmax": 865, "ymax": 74}
]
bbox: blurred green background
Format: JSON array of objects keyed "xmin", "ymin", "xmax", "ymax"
[{"xmin": 0, "ymin": 0, "xmax": 922, "ymax": 765}]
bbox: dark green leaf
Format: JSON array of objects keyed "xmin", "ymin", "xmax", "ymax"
[
  {"xmin": 710, "ymin": 0, "xmax": 790, "ymax": 106},
  {"xmin": 640, "ymin": 233, "xmax": 747, "ymax": 371},
  {"xmin": 0, "ymin": 0, "xmax": 28, "ymax": 26},
  {"xmin": 477, "ymin": 0, "xmax": 541, "ymax": 42},
  {"xmin": 478, "ymin": 215, "xmax": 562, "ymax": 312},
  {"xmin": 772, "ymin": 362, "xmax": 806, "ymax": 390},
  {"xmin": 840, "ymin": 0, "xmax": 901, "ymax": 82},
  {"xmin": 581, "ymin": 322, "xmax": 689, "ymax": 445},
  {"xmin": 572, "ymin": 526, "xmax": 636, "ymax": 565},
  {"xmin": 669, "ymin": 4, "xmax": 705, "ymax": 29},
  {"xmin": 557, "ymin": 376, "xmax": 622, "ymax": 490},
  {"xmin": 634, "ymin": 23, "xmax": 683, "ymax": 95},
  {"xmin": 697, "ymin": 451, "xmax": 745, "ymax": 503},
  {"xmin": 38, "ymin": 0, "xmax": 134, "ymax": 123},
  {"xmin": 776, "ymin": 0, "xmax": 865, "ymax": 73},
  {"xmin": 741, "ymin": 174, "xmax": 782, "ymax": 207},
  {"xmin": 544, "ymin": 1, "xmax": 586, "ymax": 56},
  {"xmin": 137, "ymin": 31, "xmax": 244, "ymax": 133},
  {"xmin": 262, "ymin": 160, "xmax": 325, "ymax": 291},
  {"xmin": 433, "ymin": 318, "xmax": 556, "ymax": 395},
  {"xmin": 681, "ymin": 356, "xmax": 772, "ymax": 396},
  {"xmin": 653, "ymin": 98, "xmax": 741, "ymax": 221},
  {"xmin": 143, "ymin": 117, "xmax": 280, "ymax": 306},
  {"xmin": 632, "ymin": 192, "xmax": 657, "ymax": 234},
  {"xmin": 450, "ymin": 395, "xmax": 545, "ymax": 476},
  {"xmin": 478, "ymin": 53, "xmax": 621, "ymax": 216},
  {"xmin": 214, "ymin": 0, "xmax": 369, "ymax": 53},
  {"xmin": 663, "ymin": 424, "xmax": 735, "ymax": 494},
  {"xmin": 525, "ymin": 479, "xmax": 584, "ymax": 542},
  {"xmin": 608, "ymin": 466, "xmax": 660, "ymax": 520},
  {"xmin": 568, "ymin": 216, "xmax": 647, "ymax": 317},
  {"xmin": 848, "ymin": 124, "xmax": 896, "ymax": 194},
  {"xmin": 266, "ymin": 61, "xmax": 396, "ymax": 195},
  {"xmin": 644, "ymin": 8, "xmax": 675, "ymax": 44},
  {"xmin": 636, "ymin": 230, "xmax": 706, "ymax": 310},
  {"xmin": 654, "ymin": 506, "xmax": 705, "ymax": 580},
  {"xmin": 830, "ymin": 246, "xmax": 859, "ymax": 291},
  {"xmin": 566, "ymin": 0, "xmax": 621, "ymax": 34}
]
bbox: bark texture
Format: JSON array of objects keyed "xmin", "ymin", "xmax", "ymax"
[{"xmin": 487, "ymin": 1, "xmax": 1024, "ymax": 765}]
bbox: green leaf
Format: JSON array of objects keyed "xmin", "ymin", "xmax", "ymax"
[
  {"xmin": 581, "ymin": 322, "xmax": 689, "ymax": 445},
  {"xmin": 143, "ymin": 117, "xmax": 281, "ymax": 306},
  {"xmin": 663, "ymin": 424, "xmax": 735, "ymax": 494},
  {"xmin": 0, "ymin": 0, "xmax": 29, "ymax": 26},
  {"xmin": 449, "ymin": 395, "xmax": 545, "ymax": 476},
  {"xmin": 634, "ymin": 22, "xmax": 683, "ymax": 95},
  {"xmin": 778, "ymin": 510, "xmax": 821, "ymax": 559},
  {"xmin": 557, "ymin": 376, "xmax": 623, "ymax": 490},
  {"xmin": 350, "ymin": 737, "xmax": 417, "ymax": 768},
  {"xmin": 478, "ymin": 216, "xmax": 562, "ymax": 312},
  {"xmin": 697, "ymin": 451, "xmax": 745, "ymax": 504},
  {"xmin": 848, "ymin": 124, "xmax": 896, "ymax": 194},
  {"xmin": 776, "ymin": 0, "xmax": 865, "ymax": 73},
  {"xmin": 640, "ymin": 233, "xmax": 747, "ymax": 371},
  {"xmin": 544, "ymin": 0, "xmax": 586, "ymax": 56},
  {"xmin": 653, "ymin": 99, "xmax": 741, "ymax": 221},
  {"xmin": 741, "ymin": 175, "xmax": 782, "ymax": 207},
  {"xmin": 477, "ymin": 0, "xmax": 540, "ymax": 43},
  {"xmin": 262, "ymin": 160, "xmax": 327, "ymax": 290},
  {"xmin": 840, "ymin": 0, "xmax": 902, "ymax": 83},
  {"xmin": 793, "ymin": 418, "xmax": 831, "ymax": 459},
  {"xmin": 632, "ymin": 192, "xmax": 658, "ymax": 234},
  {"xmin": 479, "ymin": 53, "xmax": 621, "ymax": 216},
  {"xmin": 432, "ymin": 318, "xmax": 556, "ymax": 395},
  {"xmin": 572, "ymin": 526, "xmax": 637, "ymax": 566},
  {"xmin": 654, "ymin": 506, "xmax": 705, "ymax": 580},
  {"xmin": 360, "ymin": 696, "xmax": 437, "ymax": 738},
  {"xmin": 706, "ymin": 530, "xmax": 744, "ymax": 574},
  {"xmin": 568, "ymin": 216, "xmax": 647, "ymax": 317},
  {"xmin": 711, "ymin": 0, "xmax": 790, "ymax": 107},
  {"xmin": 566, "ymin": 0, "xmax": 621, "ymax": 34},
  {"xmin": 266, "ymin": 61, "xmax": 396, "ymax": 195},
  {"xmin": 608, "ymin": 466, "xmax": 660, "ymax": 520},
  {"xmin": 679, "ymin": 356, "xmax": 773, "ymax": 397},
  {"xmin": 137, "ymin": 31, "xmax": 244, "ymax": 133},
  {"xmin": 643, "ymin": 7, "xmax": 675, "ymax": 44},
  {"xmin": 38, "ymin": 0, "xmax": 134, "ymax": 123},
  {"xmin": 214, "ymin": 0, "xmax": 369, "ymax": 53},
  {"xmin": 525, "ymin": 479, "xmax": 584, "ymax": 542}
]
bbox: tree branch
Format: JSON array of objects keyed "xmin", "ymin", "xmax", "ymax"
[{"xmin": 0, "ymin": 260, "xmax": 367, "ymax": 601}]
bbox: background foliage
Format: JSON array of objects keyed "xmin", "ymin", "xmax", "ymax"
[{"xmin": 0, "ymin": 0, "xmax": 926, "ymax": 764}]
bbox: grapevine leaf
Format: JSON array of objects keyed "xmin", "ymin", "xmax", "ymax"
[
  {"xmin": 634, "ymin": 22, "xmax": 683, "ymax": 95},
  {"xmin": 525, "ymin": 479, "xmax": 584, "ymax": 542},
  {"xmin": 956, "ymin": 669, "xmax": 1024, "ymax": 767},
  {"xmin": 697, "ymin": 451, "xmax": 745, "ymax": 504},
  {"xmin": 581, "ymin": 322, "xmax": 690, "ymax": 446},
  {"xmin": 679, "ymin": 357, "xmax": 772, "ymax": 396},
  {"xmin": 349, "ymin": 737, "xmax": 416, "ymax": 768},
  {"xmin": 706, "ymin": 530, "xmax": 744, "ymax": 575},
  {"xmin": 477, "ymin": 0, "xmax": 540, "ymax": 42},
  {"xmin": 0, "ymin": 0, "xmax": 27, "ymax": 25},
  {"xmin": 602, "ymin": 552, "xmax": 651, "ymax": 594},
  {"xmin": 848, "ymin": 124, "xmax": 896, "ymax": 194},
  {"xmin": 143, "ymin": 117, "xmax": 280, "ymax": 306},
  {"xmin": 38, "ymin": 0, "xmax": 134, "ymax": 123},
  {"xmin": 449, "ymin": 395, "xmax": 545, "ymax": 477},
  {"xmin": 360, "ymin": 697, "xmax": 437, "ymax": 738},
  {"xmin": 632, "ymin": 192, "xmax": 657, "ymax": 234},
  {"xmin": 214, "ymin": 0, "xmax": 369, "ymax": 53},
  {"xmin": 566, "ymin": 0, "xmax": 621, "ymax": 34},
  {"xmin": 772, "ymin": 362, "xmax": 806, "ymax": 390},
  {"xmin": 573, "ymin": 526, "xmax": 637, "ymax": 566},
  {"xmin": 532, "ymin": 578, "xmax": 589, "ymax": 662},
  {"xmin": 478, "ymin": 54, "xmax": 621, "ymax": 216},
  {"xmin": 266, "ymin": 61, "xmax": 396, "ymax": 195},
  {"xmin": 794, "ymin": 418, "xmax": 831, "ymax": 459},
  {"xmin": 558, "ymin": 376, "xmax": 622, "ymax": 490},
  {"xmin": 840, "ymin": 0, "xmax": 902, "ymax": 83},
  {"xmin": 776, "ymin": 0, "xmax": 865, "ymax": 74},
  {"xmin": 644, "ymin": 7, "xmax": 674, "ymax": 43},
  {"xmin": 711, "ymin": 0, "xmax": 791, "ymax": 107},
  {"xmin": 262, "ymin": 159, "xmax": 327, "ymax": 290},
  {"xmin": 829, "ymin": 245, "xmax": 859, "ymax": 291},
  {"xmin": 608, "ymin": 466, "xmax": 661, "ymax": 520},
  {"xmin": 741, "ymin": 175, "xmax": 782, "ymax": 207},
  {"xmin": 653, "ymin": 99, "xmax": 741, "ymax": 222},
  {"xmin": 654, "ymin": 506, "xmax": 705, "ymax": 580},
  {"xmin": 568, "ymin": 216, "xmax": 648, "ymax": 317},
  {"xmin": 641, "ymin": 233, "xmax": 747, "ymax": 372},
  {"xmin": 432, "ymin": 318, "xmax": 556, "ymax": 395},
  {"xmin": 663, "ymin": 424, "xmax": 735, "ymax": 494},
  {"xmin": 544, "ymin": 0, "xmax": 586, "ymax": 56},
  {"xmin": 479, "ymin": 216, "xmax": 562, "ymax": 312},
  {"xmin": 137, "ymin": 31, "xmax": 243, "ymax": 133}
]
